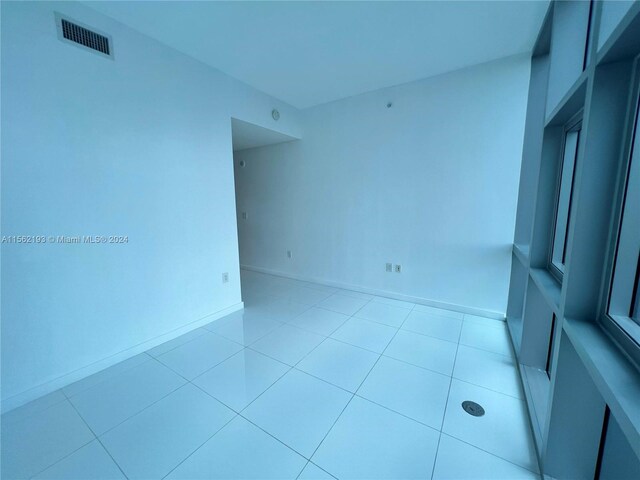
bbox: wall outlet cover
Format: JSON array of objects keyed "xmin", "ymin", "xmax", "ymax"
[
  {"xmin": 222, "ymin": 272, "xmax": 229, "ymax": 283},
  {"xmin": 394, "ymin": 265, "xmax": 402, "ymax": 273},
  {"xmin": 386, "ymin": 263, "xmax": 393, "ymax": 272},
  {"xmin": 286, "ymin": 250, "xmax": 292, "ymax": 259}
]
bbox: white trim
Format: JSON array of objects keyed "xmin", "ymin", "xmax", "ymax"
[
  {"xmin": 0, "ymin": 302, "xmax": 244, "ymax": 414},
  {"xmin": 241, "ymin": 264, "xmax": 505, "ymax": 320}
]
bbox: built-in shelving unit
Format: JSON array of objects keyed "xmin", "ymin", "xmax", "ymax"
[{"xmin": 506, "ymin": 2, "xmax": 640, "ymax": 478}]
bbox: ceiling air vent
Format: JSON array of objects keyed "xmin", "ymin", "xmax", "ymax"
[{"xmin": 55, "ymin": 13, "xmax": 113, "ymax": 59}]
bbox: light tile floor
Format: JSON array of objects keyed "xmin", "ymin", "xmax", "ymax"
[{"xmin": 1, "ymin": 270, "xmax": 541, "ymax": 479}]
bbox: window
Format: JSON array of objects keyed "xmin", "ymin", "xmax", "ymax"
[
  {"xmin": 546, "ymin": 313, "xmax": 557, "ymax": 378},
  {"xmin": 607, "ymin": 93, "xmax": 640, "ymax": 349},
  {"xmin": 549, "ymin": 118, "xmax": 582, "ymax": 279},
  {"xmin": 631, "ymin": 260, "xmax": 640, "ymax": 324},
  {"xmin": 582, "ymin": 0, "xmax": 595, "ymax": 71}
]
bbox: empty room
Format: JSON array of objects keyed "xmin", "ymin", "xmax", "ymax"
[{"xmin": 2, "ymin": 1, "xmax": 640, "ymax": 479}]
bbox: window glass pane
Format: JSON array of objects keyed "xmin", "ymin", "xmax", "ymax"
[
  {"xmin": 631, "ymin": 255, "xmax": 640, "ymax": 323},
  {"xmin": 609, "ymin": 95, "xmax": 640, "ymax": 342},
  {"xmin": 551, "ymin": 130, "xmax": 580, "ymax": 273},
  {"xmin": 546, "ymin": 314, "xmax": 557, "ymax": 378}
]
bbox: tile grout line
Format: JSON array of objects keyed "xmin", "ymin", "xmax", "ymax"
[
  {"xmin": 5, "ymin": 354, "xmax": 154, "ymax": 425},
  {"xmin": 303, "ymin": 395, "xmax": 357, "ymax": 475},
  {"xmin": 251, "ymin": 283, "xmax": 517, "ymax": 451},
  {"xmin": 430, "ymin": 311, "xmax": 464, "ymax": 480},
  {"xmin": 181, "ymin": 322, "xmax": 290, "ymax": 381},
  {"xmin": 20, "ymin": 299, "xmax": 246, "ymax": 400},
  {"xmin": 162, "ymin": 329, "xmax": 342, "ymax": 479},
  {"xmin": 33, "ymin": 335, "xmax": 430, "ymax": 478},
  {"xmin": 325, "ymin": 333, "xmax": 450, "ymax": 379},
  {"xmin": 293, "ymin": 295, "xmax": 381, "ymax": 475},
  {"xmin": 26, "ymin": 357, "xmax": 185, "ymax": 479},
  {"xmin": 57, "ymin": 390, "xmax": 131, "ymax": 480},
  {"xmin": 289, "ymin": 343, "xmax": 524, "ymax": 417},
  {"xmin": 141, "ymin": 350, "xmax": 254, "ymax": 479},
  {"xmin": 247, "ymin": 271, "xmax": 474, "ymax": 318},
  {"xmin": 149, "ymin": 354, "xmax": 259, "ymax": 479},
  {"xmin": 69, "ymin": 309, "xmax": 510, "ymax": 435},
  {"xmin": 424, "ymin": 314, "xmax": 531, "ymax": 477},
  {"xmin": 147, "ymin": 327, "xmax": 211, "ymax": 359},
  {"xmin": 295, "ymin": 460, "xmax": 338, "ymax": 480},
  {"xmin": 258, "ymin": 283, "xmax": 534, "ymax": 476},
  {"xmin": 159, "ymin": 413, "xmax": 238, "ymax": 479},
  {"xmin": 76, "ymin": 357, "xmax": 189, "ymax": 437},
  {"xmin": 457, "ymin": 340, "xmax": 515, "ymax": 359},
  {"xmin": 287, "ymin": 313, "xmax": 352, "ymax": 338},
  {"xmin": 1, "ymin": 394, "xmax": 70, "ymax": 428},
  {"xmin": 203, "ymin": 285, "xmax": 426, "ymax": 376},
  {"xmin": 438, "ymin": 432, "xmax": 542, "ymax": 476},
  {"xmin": 13, "ymin": 273, "xmax": 504, "ymax": 480},
  {"xmin": 448, "ymin": 316, "xmax": 542, "ymax": 476},
  {"xmin": 248, "ymin": 274, "xmax": 528, "ymax": 474},
  {"xmin": 350, "ymin": 391, "xmax": 441, "ymax": 431},
  {"xmin": 319, "ymin": 331, "xmax": 525, "ymax": 401},
  {"xmin": 160, "ymin": 308, "xmax": 349, "ymax": 477},
  {"xmin": 23, "ymin": 405, "xmax": 96, "ymax": 479},
  {"xmin": 301, "ymin": 302, "xmax": 417, "ymax": 473},
  {"xmin": 265, "ymin": 328, "xmax": 450, "ymax": 433},
  {"xmin": 346, "ymin": 302, "xmax": 415, "ymax": 395},
  {"xmin": 446, "ymin": 377, "xmax": 525, "ymax": 401}
]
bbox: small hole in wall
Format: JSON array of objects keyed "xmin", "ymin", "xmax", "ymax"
[{"xmin": 239, "ymin": 160, "xmax": 246, "ymax": 168}]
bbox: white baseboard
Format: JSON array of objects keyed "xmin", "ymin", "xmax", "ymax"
[
  {"xmin": 1, "ymin": 302, "xmax": 244, "ymax": 414},
  {"xmin": 241, "ymin": 264, "xmax": 505, "ymax": 321}
]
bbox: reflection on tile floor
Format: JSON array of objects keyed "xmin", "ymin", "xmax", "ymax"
[{"xmin": 1, "ymin": 270, "xmax": 541, "ymax": 479}]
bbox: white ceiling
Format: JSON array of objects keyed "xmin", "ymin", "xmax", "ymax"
[
  {"xmin": 231, "ymin": 118, "xmax": 298, "ymax": 151},
  {"xmin": 87, "ymin": 1, "xmax": 549, "ymax": 109}
]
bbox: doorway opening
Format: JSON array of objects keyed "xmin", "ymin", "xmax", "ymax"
[{"xmin": 230, "ymin": 118, "xmax": 298, "ymax": 298}]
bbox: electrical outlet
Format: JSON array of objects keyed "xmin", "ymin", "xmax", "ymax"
[
  {"xmin": 385, "ymin": 263, "xmax": 393, "ymax": 272},
  {"xmin": 241, "ymin": 211, "xmax": 248, "ymax": 220},
  {"xmin": 394, "ymin": 264, "xmax": 402, "ymax": 273},
  {"xmin": 287, "ymin": 250, "xmax": 292, "ymax": 259},
  {"xmin": 222, "ymin": 272, "xmax": 229, "ymax": 283}
]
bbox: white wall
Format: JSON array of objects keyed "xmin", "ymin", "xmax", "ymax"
[
  {"xmin": 0, "ymin": 1, "xmax": 301, "ymax": 410},
  {"xmin": 235, "ymin": 55, "xmax": 530, "ymax": 316}
]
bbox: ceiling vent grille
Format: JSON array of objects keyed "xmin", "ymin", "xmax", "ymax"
[{"xmin": 56, "ymin": 14, "xmax": 113, "ymax": 59}]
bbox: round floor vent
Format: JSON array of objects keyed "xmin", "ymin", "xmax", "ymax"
[{"xmin": 461, "ymin": 400, "xmax": 485, "ymax": 417}]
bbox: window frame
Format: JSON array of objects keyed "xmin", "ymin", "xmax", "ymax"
[
  {"xmin": 546, "ymin": 313, "xmax": 557, "ymax": 379},
  {"xmin": 548, "ymin": 113, "xmax": 583, "ymax": 282},
  {"xmin": 582, "ymin": 0, "xmax": 595, "ymax": 71},
  {"xmin": 600, "ymin": 65, "xmax": 640, "ymax": 369}
]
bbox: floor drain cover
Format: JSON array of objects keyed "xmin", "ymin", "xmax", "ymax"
[{"xmin": 462, "ymin": 400, "xmax": 485, "ymax": 417}]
